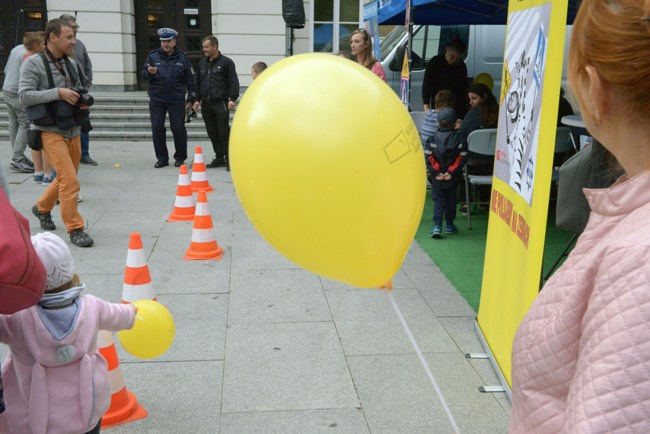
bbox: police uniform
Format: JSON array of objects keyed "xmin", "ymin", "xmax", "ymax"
[{"xmin": 142, "ymin": 28, "xmax": 196, "ymax": 167}]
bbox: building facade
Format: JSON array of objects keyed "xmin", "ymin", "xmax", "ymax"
[{"xmin": 0, "ymin": 0, "xmax": 364, "ymax": 91}]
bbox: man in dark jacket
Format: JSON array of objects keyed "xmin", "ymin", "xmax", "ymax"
[
  {"xmin": 193, "ymin": 35, "xmax": 239, "ymax": 170},
  {"xmin": 143, "ymin": 28, "xmax": 196, "ymax": 168}
]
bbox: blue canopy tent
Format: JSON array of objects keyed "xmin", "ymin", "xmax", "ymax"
[{"xmin": 378, "ymin": 0, "xmax": 579, "ymax": 25}]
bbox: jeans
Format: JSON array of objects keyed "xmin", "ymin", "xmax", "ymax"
[
  {"xmin": 36, "ymin": 132, "xmax": 84, "ymax": 233},
  {"xmin": 2, "ymin": 91, "xmax": 29, "ymax": 162},
  {"xmin": 432, "ymin": 179, "xmax": 459, "ymax": 227},
  {"xmin": 80, "ymin": 131, "xmax": 90, "ymax": 158}
]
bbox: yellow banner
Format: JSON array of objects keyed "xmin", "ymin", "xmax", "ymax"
[{"xmin": 477, "ymin": 0, "xmax": 568, "ymax": 386}]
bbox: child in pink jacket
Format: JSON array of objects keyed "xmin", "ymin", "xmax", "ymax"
[{"xmin": 0, "ymin": 232, "xmax": 136, "ymax": 434}]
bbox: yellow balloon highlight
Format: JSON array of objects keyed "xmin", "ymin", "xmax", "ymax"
[
  {"xmin": 230, "ymin": 54, "xmax": 426, "ymax": 288},
  {"xmin": 118, "ymin": 299, "xmax": 175, "ymax": 359}
]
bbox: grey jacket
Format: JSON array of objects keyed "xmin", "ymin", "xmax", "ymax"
[
  {"xmin": 19, "ymin": 52, "xmax": 84, "ymax": 138},
  {"xmin": 72, "ymin": 39, "xmax": 92, "ymax": 87},
  {"xmin": 2, "ymin": 44, "xmax": 27, "ymax": 94}
]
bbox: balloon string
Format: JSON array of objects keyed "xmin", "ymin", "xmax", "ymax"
[{"xmin": 386, "ymin": 291, "xmax": 461, "ymax": 434}]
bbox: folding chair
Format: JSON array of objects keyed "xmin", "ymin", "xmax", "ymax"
[
  {"xmin": 464, "ymin": 128, "xmax": 498, "ymax": 229},
  {"xmin": 409, "ymin": 111, "xmax": 426, "ymax": 135}
]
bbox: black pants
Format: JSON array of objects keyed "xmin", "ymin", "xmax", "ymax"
[
  {"xmin": 201, "ymin": 100, "xmax": 230, "ymax": 159},
  {"xmin": 432, "ymin": 179, "xmax": 459, "ymax": 227},
  {"xmin": 149, "ymin": 100, "xmax": 187, "ymax": 163}
]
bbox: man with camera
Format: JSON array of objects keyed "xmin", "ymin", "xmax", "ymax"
[{"xmin": 19, "ymin": 18, "xmax": 94, "ymax": 247}]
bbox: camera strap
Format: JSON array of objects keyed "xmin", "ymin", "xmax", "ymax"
[
  {"xmin": 39, "ymin": 50, "xmax": 83, "ymax": 89},
  {"xmin": 38, "ymin": 52, "xmax": 56, "ymax": 90}
]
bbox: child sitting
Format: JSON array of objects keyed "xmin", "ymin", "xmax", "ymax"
[
  {"xmin": 421, "ymin": 89, "xmax": 457, "ymax": 154},
  {"xmin": 427, "ymin": 107, "xmax": 467, "ymax": 238},
  {"xmin": 0, "ymin": 232, "xmax": 136, "ymax": 434}
]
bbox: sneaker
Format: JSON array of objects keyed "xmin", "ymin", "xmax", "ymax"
[
  {"xmin": 69, "ymin": 229, "xmax": 94, "ymax": 247},
  {"xmin": 22, "ymin": 157, "xmax": 34, "ymax": 168},
  {"xmin": 33, "ymin": 173, "xmax": 44, "ymax": 183},
  {"xmin": 10, "ymin": 159, "xmax": 35, "ymax": 173},
  {"xmin": 430, "ymin": 225, "xmax": 442, "ymax": 239},
  {"xmin": 32, "ymin": 204, "xmax": 56, "ymax": 230},
  {"xmin": 80, "ymin": 156, "xmax": 98, "ymax": 165},
  {"xmin": 206, "ymin": 157, "xmax": 226, "ymax": 168},
  {"xmin": 445, "ymin": 224, "xmax": 459, "ymax": 235},
  {"xmin": 42, "ymin": 175, "xmax": 54, "ymax": 186}
]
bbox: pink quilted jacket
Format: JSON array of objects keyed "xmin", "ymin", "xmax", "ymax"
[{"xmin": 509, "ymin": 171, "xmax": 650, "ymax": 433}]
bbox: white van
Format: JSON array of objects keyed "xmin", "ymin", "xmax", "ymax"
[{"xmin": 380, "ymin": 24, "xmax": 573, "ymax": 110}]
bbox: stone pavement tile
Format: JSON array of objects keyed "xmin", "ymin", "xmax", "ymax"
[
  {"xmin": 405, "ymin": 265, "xmax": 477, "ymax": 317},
  {"xmin": 228, "ymin": 269, "xmax": 331, "ymax": 324},
  {"xmin": 326, "ymin": 288, "xmax": 458, "ymax": 356},
  {"xmin": 147, "ymin": 251, "xmax": 232, "ymax": 295},
  {"xmin": 221, "ymin": 322, "xmax": 359, "ymax": 413},
  {"xmin": 319, "ymin": 267, "xmax": 413, "ymax": 291},
  {"xmin": 439, "ymin": 316, "xmax": 512, "ymax": 393},
  {"xmin": 230, "ymin": 238, "xmax": 299, "ymax": 271},
  {"xmin": 108, "ymin": 360, "xmax": 222, "ymax": 434},
  {"xmin": 115, "ymin": 293, "xmax": 228, "ymax": 363},
  {"xmin": 347, "ymin": 353, "xmax": 509, "ymax": 434},
  {"xmin": 220, "ymin": 408, "xmax": 369, "ymax": 434}
]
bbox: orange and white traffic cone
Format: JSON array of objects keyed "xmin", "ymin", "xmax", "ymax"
[
  {"xmin": 190, "ymin": 146, "xmax": 214, "ymax": 193},
  {"xmin": 98, "ymin": 330, "xmax": 147, "ymax": 429},
  {"xmin": 167, "ymin": 164, "xmax": 195, "ymax": 222},
  {"xmin": 184, "ymin": 190, "xmax": 224, "ymax": 260},
  {"xmin": 122, "ymin": 232, "xmax": 156, "ymax": 303}
]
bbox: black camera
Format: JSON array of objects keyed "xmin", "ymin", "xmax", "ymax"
[{"xmin": 73, "ymin": 86, "xmax": 94, "ymax": 107}]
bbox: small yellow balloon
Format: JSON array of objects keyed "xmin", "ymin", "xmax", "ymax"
[
  {"xmin": 114, "ymin": 164, "xmax": 120, "ymax": 168},
  {"xmin": 473, "ymin": 72, "xmax": 494, "ymax": 90},
  {"xmin": 230, "ymin": 54, "xmax": 426, "ymax": 288},
  {"xmin": 118, "ymin": 299, "xmax": 175, "ymax": 359}
]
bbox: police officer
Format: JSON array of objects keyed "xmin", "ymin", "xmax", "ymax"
[{"xmin": 143, "ymin": 28, "xmax": 196, "ymax": 168}]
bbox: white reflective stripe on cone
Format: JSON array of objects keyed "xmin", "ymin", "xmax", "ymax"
[
  {"xmin": 108, "ymin": 366, "xmax": 127, "ymax": 394},
  {"xmin": 174, "ymin": 195, "xmax": 195, "ymax": 207},
  {"xmin": 191, "ymin": 228, "xmax": 216, "ymax": 242},
  {"xmin": 179, "ymin": 175, "xmax": 191, "ymax": 186},
  {"xmin": 123, "ymin": 282, "xmax": 155, "ymax": 302},
  {"xmin": 98, "ymin": 330, "xmax": 114, "ymax": 349},
  {"xmin": 192, "ymin": 171, "xmax": 208, "ymax": 181},
  {"xmin": 195, "ymin": 202, "xmax": 210, "ymax": 215},
  {"xmin": 193, "ymin": 153, "xmax": 205, "ymax": 163},
  {"xmin": 125, "ymin": 249, "xmax": 147, "ymax": 268}
]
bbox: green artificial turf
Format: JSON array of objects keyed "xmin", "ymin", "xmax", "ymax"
[{"xmin": 414, "ymin": 193, "xmax": 574, "ymax": 312}]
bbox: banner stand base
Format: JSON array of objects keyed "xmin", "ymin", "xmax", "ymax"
[{"xmin": 472, "ymin": 319, "xmax": 512, "ymax": 402}]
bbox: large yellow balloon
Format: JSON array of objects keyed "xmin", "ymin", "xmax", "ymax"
[
  {"xmin": 118, "ymin": 299, "xmax": 175, "ymax": 359},
  {"xmin": 231, "ymin": 54, "xmax": 426, "ymax": 288}
]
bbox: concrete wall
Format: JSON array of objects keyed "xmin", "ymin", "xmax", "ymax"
[
  {"xmin": 48, "ymin": 0, "xmax": 137, "ymax": 91},
  {"xmin": 212, "ymin": 0, "xmax": 310, "ymax": 87}
]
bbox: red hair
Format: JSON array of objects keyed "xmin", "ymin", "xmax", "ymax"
[{"xmin": 569, "ymin": 0, "xmax": 650, "ymax": 120}]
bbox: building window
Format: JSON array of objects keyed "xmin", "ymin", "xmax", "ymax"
[{"xmin": 312, "ymin": 0, "xmax": 360, "ymax": 53}]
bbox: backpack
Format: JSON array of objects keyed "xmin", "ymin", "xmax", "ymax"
[{"xmin": 0, "ymin": 188, "xmax": 46, "ymax": 314}]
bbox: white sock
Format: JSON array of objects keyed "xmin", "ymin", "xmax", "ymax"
[{"xmin": 34, "ymin": 171, "xmax": 44, "ymax": 176}]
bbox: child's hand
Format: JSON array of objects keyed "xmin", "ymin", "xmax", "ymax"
[
  {"xmin": 443, "ymin": 173, "xmax": 452, "ymax": 181},
  {"xmin": 435, "ymin": 174, "xmax": 444, "ymax": 181}
]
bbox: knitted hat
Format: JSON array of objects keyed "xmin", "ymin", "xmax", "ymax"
[
  {"xmin": 31, "ymin": 232, "xmax": 75, "ymax": 291},
  {"xmin": 437, "ymin": 107, "xmax": 458, "ymax": 129}
]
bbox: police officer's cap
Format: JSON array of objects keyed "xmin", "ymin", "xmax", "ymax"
[{"xmin": 158, "ymin": 28, "xmax": 178, "ymax": 41}]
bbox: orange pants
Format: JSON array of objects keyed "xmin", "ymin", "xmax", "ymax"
[{"xmin": 36, "ymin": 131, "xmax": 84, "ymax": 233}]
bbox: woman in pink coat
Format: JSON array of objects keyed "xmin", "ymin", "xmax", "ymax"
[
  {"xmin": 0, "ymin": 232, "xmax": 136, "ymax": 434},
  {"xmin": 509, "ymin": 1, "xmax": 650, "ymax": 432}
]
